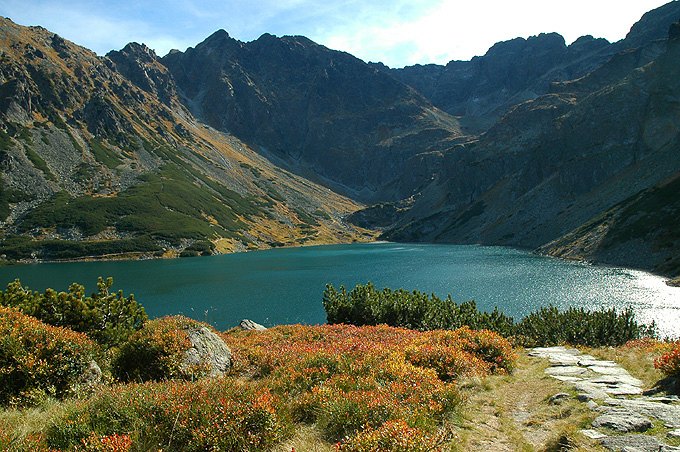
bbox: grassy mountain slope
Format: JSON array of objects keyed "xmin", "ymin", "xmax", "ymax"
[{"xmin": 0, "ymin": 18, "xmax": 370, "ymax": 261}]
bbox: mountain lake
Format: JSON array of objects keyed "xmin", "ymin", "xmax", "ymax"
[{"xmin": 0, "ymin": 242, "xmax": 678, "ymax": 337}]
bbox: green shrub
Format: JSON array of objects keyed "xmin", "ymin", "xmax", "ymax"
[
  {"xmin": 0, "ymin": 277, "xmax": 147, "ymax": 347},
  {"xmin": 515, "ymin": 306, "xmax": 655, "ymax": 347},
  {"xmin": 47, "ymin": 379, "xmax": 285, "ymax": 451},
  {"xmin": 112, "ymin": 316, "xmax": 211, "ymax": 382},
  {"xmin": 0, "ymin": 307, "xmax": 99, "ymax": 406},
  {"xmin": 323, "ymin": 283, "xmax": 655, "ymax": 347}
]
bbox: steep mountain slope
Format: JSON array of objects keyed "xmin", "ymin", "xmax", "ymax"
[
  {"xmin": 380, "ymin": 1, "xmax": 680, "ymax": 135},
  {"xmin": 0, "ymin": 18, "xmax": 369, "ymax": 261},
  {"xmin": 161, "ymin": 31, "xmax": 462, "ymax": 202},
  {"xmin": 378, "ymin": 29, "xmax": 680, "ymax": 276}
]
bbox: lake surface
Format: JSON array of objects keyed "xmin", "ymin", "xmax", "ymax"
[{"xmin": 0, "ymin": 243, "xmax": 678, "ymax": 337}]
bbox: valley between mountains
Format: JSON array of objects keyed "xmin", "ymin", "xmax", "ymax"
[{"xmin": 1, "ymin": 2, "xmax": 679, "ymax": 280}]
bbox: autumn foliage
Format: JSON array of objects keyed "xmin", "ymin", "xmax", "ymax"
[
  {"xmin": 112, "ymin": 315, "xmax": 213, "ymax": 382},
  {"xmin": 0, "ymin": 306, "xmax": 99, "ymax": 406},
  {"xmin": 42, "ymin": 323, "xmax": 514, "ymax": 450},
  {"xmin": 654, "ymin": 342, "xmax": 680, "ymax": 376}
]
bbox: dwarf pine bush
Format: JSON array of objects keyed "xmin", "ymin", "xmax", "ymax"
[
  {"xmin": 0, "ymin": 277, "xmax": 147, "ymax": 347},
  {"xmin": 323, "ymin": 283, "xmax": 655, "ymax": 347}
]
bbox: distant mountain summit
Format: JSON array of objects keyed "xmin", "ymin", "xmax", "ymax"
[{"xmin": 160, "ymin": 30, "xmax": 462, "ymax": 202}]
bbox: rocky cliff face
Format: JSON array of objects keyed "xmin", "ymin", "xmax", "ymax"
[
  {"xmin": 0, "ymin": 18, "xmax": 369, "ymax": 261},
  {"xmin": 377, "ymin": 28, "xmax": 680, "ymax": 276},
  {"xmin": 379, "ymin": 1, "xmax": 680, "ymax": 135},
  {"xmin": 161, "ymin": 31, "xmax": 462, "ymax": 202}
]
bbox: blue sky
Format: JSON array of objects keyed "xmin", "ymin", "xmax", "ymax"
[{"xmin": 0, "ymin": 0, "xmax": 672, "ymax": 67}]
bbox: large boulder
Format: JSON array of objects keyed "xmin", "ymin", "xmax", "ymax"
[
  {"xmin": 183, "ymin": 326, "xmax": 232, "ymax": 376},
  {"xmin": 239, "ymin": 319, "xmax": 267, "ymax": 331},
  {"xmin": 113, "ymin": 316, "xmax": 232, "ymax": 382}
]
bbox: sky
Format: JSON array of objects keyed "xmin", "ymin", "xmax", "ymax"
[{"xmin": 0, "ymin": 0, "xmax": 673, "ymax": 67}]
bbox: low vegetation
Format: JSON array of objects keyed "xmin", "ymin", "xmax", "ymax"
[
  {"xmin": 0, "ymin": 277, "xmax": 146, "ymax": 347},
  {"xmin": 0, "ymin": 307, "xmax": 99, "ymax": 407},
  {"xmin": 113, "ymin": 316, "xmax": 214, "ymax": 382},
  {"xmin": 0, "ymin": 279, "xmax": 673, "ymax": 451},
  {"xmin": 323, "ymin": 283, "xmax": 656, "ymax": 347}
]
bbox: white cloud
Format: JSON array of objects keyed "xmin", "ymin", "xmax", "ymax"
[
  {"xmin": 1, "ymin": 0, "xmax": 673, "ymax": 65},
  {"xmin": 313, "ymin": 0, "xmax": 672, "ymax": 66}
]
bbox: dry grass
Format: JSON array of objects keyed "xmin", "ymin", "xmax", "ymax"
[
  {"xmin": 451, "ymin": 351, "xmax": 604, "ymax": 452},
  {"xmin": 0, "ymin": 398, "xmax": 72, "ymax": 444},
  {"xmin": 271, "ymin": 425, "xmax": 334, "ymax": 452},
  {"xmin": 582, "ymin": 343, "xmax": 669, "ymax": 391}
]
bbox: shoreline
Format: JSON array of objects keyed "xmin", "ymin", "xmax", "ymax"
[{"xmin": 1, "ymin": 238, "xmax": 678, "ymax": 286}]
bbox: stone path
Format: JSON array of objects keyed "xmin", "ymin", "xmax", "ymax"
[{"xmin": 529, "ymin": 346, "xmax": 680, "ymax": 452}]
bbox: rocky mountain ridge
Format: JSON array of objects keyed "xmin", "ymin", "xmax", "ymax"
[
  {"xmin": 0, "ymin": 17, "xmax": 370, "ymax": 261},
  {"xmin": 159, "ymin": 30, "xmax": 462, "ymax": 202},
  {"xmin": 376, "ymin": 19, "xmax": 680, "ymax": 277},
  {"xmin": 377, "ymin": 1, "xmax": 680, "ymax": 135}
]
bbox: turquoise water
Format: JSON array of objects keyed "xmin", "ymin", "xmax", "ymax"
[{"xmin": 0, "ymin": 243, "xmax": 678, "ymax": 337}]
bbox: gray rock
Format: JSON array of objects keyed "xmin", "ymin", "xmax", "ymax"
[
  {"xmin": 589, "ymin": 374, "xmax": 643, "ymax": 388},
  {"xmin": 575, "ymin": 381, "xmax": 610, "ymax": 400},
  {"xmin": 182, "ymin": 326, "xmax": 232, "ymax": 377},
  {"xmin": 668, "ymin": 429, "xmax": 680, "ymax": 438},
  {"xmin": 549, "ymin": 393, "xmax": 571, "ymax": 405},
  {"xmin": 592, "ymin": 409, "xmax": 653, "ymax": 432},
  {"xmin": 553, "ymin": 375, "xmax": 583, "ymax": 382},
  {"xmin": 604, "ymin": 399, "xmax": 680, "ymax": 428},
  {"xmin": 239, "ymin": 319, "xmax": 267, "ymax": 331},
  {"xmin": 587, "ymin": 400, "xmax": 600, "ymax": 410},
  {"xmin": 601, "ymin": 434, "xmax": 664, "ymax": 451},
  {"xmin": 545, "ymin": 365, "xmax": 588, "ymax": 376},
  {"xmin": 580, "ymin": 429, "xmax": 607, "ymax": 440},
  {"xmin": 578, "ymin": 393, "xmax": 594, "ymax": 402},
  {"xmin": 77, "ymin": 360, "xmax": 102, "ymax": 387}
]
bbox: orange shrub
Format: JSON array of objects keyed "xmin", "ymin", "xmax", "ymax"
[
  {"xmin": 48, "ymin": 378, "xmax": 284, "ymax": 451},
  {"xmin": 78, "ymin": 433, "xmax": 132, "ymax": 452},
  {"xmin": 223, "ymin": 324, "xmax": 514, "ymax": 442},
  {"xmin": 0, "ymin": 306, "xmax": 99, "ymax": 406},
  {"xmin": 655, "ymin": 342, "xmax": 680, "ymax": 376}
]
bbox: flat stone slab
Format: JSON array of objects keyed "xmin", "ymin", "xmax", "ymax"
[
  {"xmin": 545, "ymin": 365, "xmax": 588, "ymax": 376},
  {"xmin": 580, "ymin": 429, "xmax": 607, "ymax": 440},
  {"xmin": 589, "ymin": 365, "xmax": 634, "ymax": 376},
  {"xmin": 592, "ymin": 409, "xmax": 652, "ymax": 432},
  {"xmin": 669, "ymin": 429, "xmax": 680, "ymax": 439},
  {"xmin": 553, "ymin": 375, "xmax": 583, "ymax": 382},
  {"xmin": 530, "ymin": 346, "xmax": 582, "ymax": 357},
  {"xmin": 579, "ymin": 359, "xmax": 619, "ymax": 367},
  {"xmin": 605, "ymin": 399, "xmax": 680, "ymax": 428},
  {"xmin": 575, "ymin": 381, "xmax": 610, "ymax": 400},
  {"xmin": 588, "ymin": 374, "xmax": 643, "ymax": 387},
  {"xmin": 601, "ymin": 434, "xmax": 673, "ymax": 452}
]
